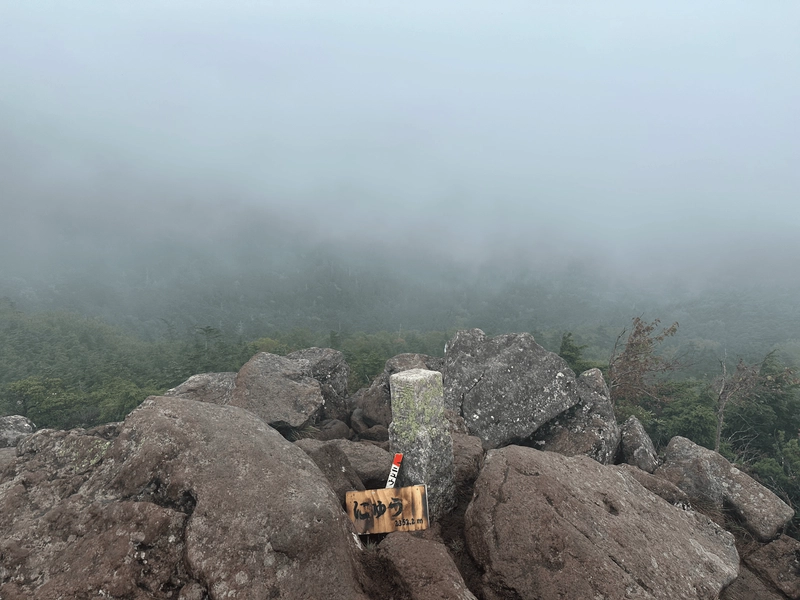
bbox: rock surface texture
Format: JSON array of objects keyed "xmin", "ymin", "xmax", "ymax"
[
  {"xmin": 0, "ymin": 415, "xmax": 36, "ymax": 448},
  {"xmin": 721, "ymin": 565, "xmax": 786, "ymax": 600},
  {"xmin": 232, "ymin": 352, "xmax": 326, "ymax": 432},
  {"xmin": 296, "ymin": 437, "xmax": 393, "ymax": 490},
  {"xmin": 619, "ymin": 415, "xmax": 660, "ymax": 473},
  {"xmin": 287, "ymin": 347, "xmax": 351, "ymax": 421},
  {"xmin": 0, "ymin": 396, "xmax": 368, "ymax": 600},
  {"xmin": 443, "ymin": 329, "xmax": 580, "ymax": 448},
  {"xmin": 743, "ymin": 535, "xmax": 800, "ymax": 599},
  {"xmin": 375, "ymin": 532, "xmax": 478, "ymax": 600},
  {"xmin": 164, "ymin": 372, "xmax": 236, "ymax": 405},
  {"xmin": 531, "ymin": 368, "xmax": 620, "ymax": 464},
  {"xmin": 465, "ymin": 446, "xmax": 739, "ymax": 600},
  {"xmin": 655, "ymin": 436, "xmax": 794, "ymax": 541}
]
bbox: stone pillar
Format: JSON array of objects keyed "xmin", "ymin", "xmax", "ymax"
[{"xmin": 389, "ymin": 368, "xmax": 455, "ymax": 521}]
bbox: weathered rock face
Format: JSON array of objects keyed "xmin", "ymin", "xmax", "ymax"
[
  {"xmin": 721, "ymin": 565, "xmax": 786, "ymax": 600},
  {"xmin": 465, "ymin": 446, "xmax": 739, "ymax": 600},
  {"xmin": 166, "ymin": 349, "xmax": 350, "ymax": 426},
  {"xmin": 617, "ymin": 463, "xmax": 691, "ymax": 508},
  {"xmin": 313, "ymin": 418, "xmax": 353, "ymax": 441},
  {"xmin": 374, "ymin": 532, "xmax": 478, "ymax": 600},
  {"xmin": 443, "ymin": 329, "xmax": 581, "ymax": 449},
  {"xmin": 0, "ymin": 396, "xmax": 368, "ymax": 600},
  {"xmin": 350, "ymin": 353, "xmax": 444, "ymax": 428},
  {"xmin": 0, "ymin": 415, "xmax": 36, "ymax": 448},
  {"xmin": 232, "ymin": 352, "xmax": 326, "ymax": 432},
  {"xmin": 743, "ymin": 535, "xmax": 800, "ymax": 598},
  {"xmin": 531, "ymin": 368, "xmax": 620, "ymax": 464},
  {"xmin": 299, "ymin": 440, "xmax": 366, "ymax": 507},
  {"xmin": 655, "ymin": 436, "xmax": 794, "ymax": 541},
  {"xmin": 164, "ymin": 372, "xmax": 236, "ymax": 405},
  {"xmin": 619, "ymin": 415, "xmax": 660, "ymax": 473},
  {"xmin": 296, "ymin": 438, "xmax": 394, "ymax": 490},
  {"xmin": 451, "ymin": 434, "xmax": 484, "ymax": 495},
  {"xmin": 287, "ymin": 347, "xmax": 351, "ymax": 421},
  {"xmin": 389, "ymin": 369, "xmax": 455, "ymax": 521}
]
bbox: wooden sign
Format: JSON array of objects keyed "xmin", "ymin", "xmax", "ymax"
[{"xmin": 346, "ymin": 485, "xmax": 429, "ymax": 535}]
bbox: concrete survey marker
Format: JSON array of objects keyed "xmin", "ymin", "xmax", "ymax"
[
  {"xmin": 346, "ymin": 485, "xmax": 429, "ymax": 534},
  {"xmin": 388, "ymin": 368, "xmax": 455, "ymax": 520}
]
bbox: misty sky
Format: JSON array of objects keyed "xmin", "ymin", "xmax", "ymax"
[{"xmin": 1, "ymin": 1, "xmax": 799, "ymax": 283}]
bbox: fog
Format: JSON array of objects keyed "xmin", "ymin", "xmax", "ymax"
[{"xmin": 2, "ymin": 1, "xmax": 799, "ymax": 333}]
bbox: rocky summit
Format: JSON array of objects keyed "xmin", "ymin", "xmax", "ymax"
[{"xmin": 1, "ymin": 331, "xmax": 799, "ymax": 599}]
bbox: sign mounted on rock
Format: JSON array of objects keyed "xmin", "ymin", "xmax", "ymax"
[{"xmin": 346, "ymin": 485, "xmax": 429, "ymax": 535}]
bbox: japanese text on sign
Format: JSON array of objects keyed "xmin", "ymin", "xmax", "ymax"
[{"xmin": 345, "ymin": 485, "xmax": 428, "ymax": 534}]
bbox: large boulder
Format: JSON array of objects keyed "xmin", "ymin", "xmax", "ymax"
[
  {"xmin": 299, "ymin": 440, "xmax": 365, "ymax": 507},
  {"xmin": 655, "ymin": 436, "xmax": 794, "ymax": 541},
  {"xmin": 164, "ymin": 372, "xmax": 236, "ymax": 405},
  {"xmin": 313, "ymin": 418, "xmax": 353, "ymax": 441},
  {"xmin": 166, "ymin": 349, "xmax": 350, "ymax": 425},
  {"xmin": 531, "ymin": 368, "xmax": 620, "ymax": 464},
  {"xmin": 743, "ymin": 535, "xmax": 800, "ymax": 598},
  {"xmin": 0, "ymin": 415, "xmax": 36, "ymax": 448},
  {"xmin": 287, "ymin": 347, "xmax": 351, "ymax": 421},
  {"xmin": 296, "ymin": 438, "xmax": 394, "ymax": 490},
  {"xmin": 465, "ymin": 446, "xmax": 739, "ymax": 600},
  {"xmin": 0, "ymin": 447, "xmax": 15, "ymax": 470},
  {"xmin": 451, "ymin": 433, "xmax": 485, "ymax": 496},
  {"xmin": 349, "ymin": 353, "xmax": 443, "ymax": 428},
  {"xmin": 374, "ymin": 532, "xmax": 478, "ymax": 600},
  {"xmin": 617, "ymin": 464, "xmax": 691, "ymax": 508},
  {"xmin": 0, "ymin": 396, "xmax": 368, "ymax": 599},
  {"xmin": 232, "ymin": 352, "xmax": 326, "ymax": 433},
  {"xmin": 619, "ymin": 415, "xmax": 660, "ymax": 473},
  {"xmin": 721, "ymin": 565, "xmax": 786, "ymax": 600},
  {"xmin": 443, "ymin": 329, "xmax": 580, "ymax": 448}
]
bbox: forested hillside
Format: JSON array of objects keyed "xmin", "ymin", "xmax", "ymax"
[{"xmin": 3, "ymin": 272, "xmax": 800, "ymax": 535}]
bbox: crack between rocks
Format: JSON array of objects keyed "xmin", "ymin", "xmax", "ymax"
[
  {"xmin": 491, "ymin": 460, "xmax": 512, "ymax": 552},
  {"xmin": 460, "ymin": 371, "xmax": 485, "ymax": 419}
]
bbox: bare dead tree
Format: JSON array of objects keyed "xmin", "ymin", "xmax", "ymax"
[
  {"xmin": 713, "ymin": 357, "xmax": 759, "ymax": 453},
  {"xmin": 608, "ymin": 317, "xmax": 680, "ymax": 409}
]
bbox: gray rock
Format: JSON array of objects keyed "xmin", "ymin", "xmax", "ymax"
[
  {"xmin": 721, "ymin": 565, "xmax": 786, "ymax": 600},
  {"xmin": 743, "ymin": 535, "xmax": 800, "ymax": 598},
  {"xmin": 0, "ymin": 397, "xmax": 369, "ymax": 599},
  {"xmin": 655, "ymin": 436, "xmax": 794, "ymax": 541},
  {"xmin": 531, "ymin": 368, "xmax": 620, "ymax": 464},
  {"xmin": 0, "ymin": 415, "xmax": 36, "ymax": 448},
  {"xmin": 358, "ymin": 424, "xmax": 389, "ymax": 442},
  {"xmin": 287, "ymin": 347, "xmax": 351, "ymax": 421},
  {"xmin": 443, "ymin": 329, "xmax": 581, "ymax": 449},
  {"xmin": 389, "ymin": 369, "xmax": 455, "ymax": 521},
  {"xmin": 452, "ymin": 433, "xmax": 484, "ymax": 493},
  {"xmin": 301, "ymin": 441, "xmax": 365, "ymax": 507},
  {"xmin": 299, "ymin": 438, "xmax": 394, "ymax": 490},
  {"xmin": 350, "ymin": 407, "xmax": 371, "ymax": 435},
  {"xmin": 164, "ymin": 372, "xmax": 236, "ymax": 405},
  {"xmin": 0, "ymin": 447, "xmax": 15, "ymax": 471},
  {"xmin": 350, "ymin": 353, "xmax": 444, "ymax": 428},
  {"xmin": 313, "ymin": 418, "xmax": 353, "ymax": 441},
  {"xmin": 619, "ymin": 415, "xmax": 659, "ymax": 473},
  {"xmin": 617, "ymin": 463, "xmax": 691, "ymax": 508},
  {"xmin": 232, "ymin": 352, "xmax": 326, "ymax": 431},
  {"xmin": 375, "ymin": 532, "xmax": 478, "ymax": 600},
  {"xmin": 465, "ymin": 446, "xmax": 739, "ymax": 600}
]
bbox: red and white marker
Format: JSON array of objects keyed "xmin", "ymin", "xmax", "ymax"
[{"xmin": 385, "ymin": 453, "xmax": 403, "ymax": 488}]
